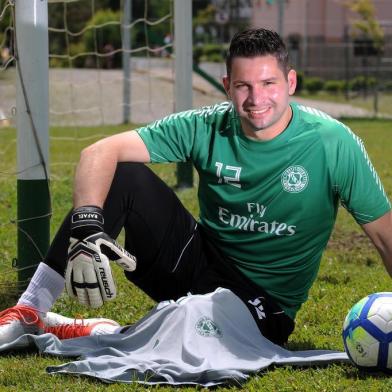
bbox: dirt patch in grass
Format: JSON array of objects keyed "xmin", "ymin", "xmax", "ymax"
[{"xmin": 327, "ymin": 229, "xmax": 373, "ymax": 253}]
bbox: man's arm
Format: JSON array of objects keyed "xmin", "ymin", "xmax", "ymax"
[
  {"xmin": 66, "ymin": 130, "xmax": 149, "ymax": 307},
  {"xmin": 73, "ymin": 130, "xmax": 150, "ymax": 208},
  {"xmin": 362, "ymin": 211, "xmax": 392, "ymax": 276}
]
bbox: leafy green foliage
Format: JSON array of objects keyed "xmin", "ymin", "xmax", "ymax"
[
  {"xmin": 344, "ymin": 0, "xmax": 384, "ymax": 51},
  {"xmin": 295, "ymin": 71, "xmax": 304, "ymax": 93},
  {"xmin": 193, "ymin": 43, "xmax": 227, "ymax": 63},
  {"xmin": 48, "ymin": 0, "xmax": 172, "ymax": 69},
  {"xmin": 304, "ymin": 77, "xmax": 324, "ymax": 94},
  {"xmin": 349, "ymin": 75, "xmax": 377, "ymax": 91},
  {"xmin": 0, "ymin": 1, "xmax": 12, "ymax": 65},
  {"xmin": 385, "ymin": 81, "xmax": 392, "ymax": 92},
  {"xmin": 324, "ymin": 80, "xmax": 346, "ymax": 94},
  {"xmin": 298, "ymin": 74, "xmax": 381, "ymax": 96},
  {"xmin": 82, "ymin": 9, "xmax": 122, "ymax": 68}
]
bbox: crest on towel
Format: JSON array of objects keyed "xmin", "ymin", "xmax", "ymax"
[{"xmin": 195, "ymin": 317, "xmax": 223, "ymax": 338}]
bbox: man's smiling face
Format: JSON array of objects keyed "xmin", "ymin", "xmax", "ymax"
[{"xmin": 223, "ymin": 55, "xmax": 297, "ymax": 141}]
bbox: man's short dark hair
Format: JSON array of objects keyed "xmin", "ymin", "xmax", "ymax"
[{"xmin": 225, "ymin": 28, "xmax": 289, "ymax": 78}]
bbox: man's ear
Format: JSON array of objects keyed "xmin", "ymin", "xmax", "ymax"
[
  {"xmin": 222, "ymin": 76, "xmax": 231, "ymax": 99},
  {"xmin": 287, "ymin": 69, "xmax": 297, "ymax": 96}
]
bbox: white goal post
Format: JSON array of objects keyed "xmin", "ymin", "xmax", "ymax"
[{"xmin": 15, "ymin": 0, "xmax": 50, "ymax": 289}]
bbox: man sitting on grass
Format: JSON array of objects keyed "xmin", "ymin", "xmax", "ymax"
[{"xmin": 0, "ymin": 28, "xmax": 391, "ymax": 346}]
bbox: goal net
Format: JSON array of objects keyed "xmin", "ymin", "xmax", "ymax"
[{"xmin": 0, "ymin": 0, "xmax": 196, "ymax": 296}]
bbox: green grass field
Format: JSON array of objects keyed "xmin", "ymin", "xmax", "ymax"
[{"xmin": 0, "ymin": 119, "xmax": 392, "ymax": 391}]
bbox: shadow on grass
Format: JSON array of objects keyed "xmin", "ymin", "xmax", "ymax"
[
  {"xmin": 1, "ymin": 347, "xmax": 42, "ymax": 358},
  {"xmin": 286, "ymin": 339, "xmax": 319, "ymax": 351},
  {"xmin": 0, "ymin": 282, "xmax": 20, "ymax": 310},
  {"xmin": 342, "ymin": 364, "xmax": 392, "ymax": 380}
]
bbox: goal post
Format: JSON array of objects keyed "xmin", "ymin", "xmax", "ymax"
[
  {"xmin": 174, "ymin": 0, "xmax": 193, "ymax": 188},
  {"xmin": 15, "ymin": 0, "xmax": 50, "ymax": 289},
  {"xmin": 122, "ymin": 0, "xmax": 132, "ymax": 124}
]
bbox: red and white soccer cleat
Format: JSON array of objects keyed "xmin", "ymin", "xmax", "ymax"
[
  {"xmin": 0, "ymin": 304, "xmax": 120, "ymax": 346},
  {"xmin": 0, "ymin": 305, "xmax": 44, "ymax": 346},
  {"xmin": 43, "ymin": 312, "xmax": 120, "ymax": 339}
]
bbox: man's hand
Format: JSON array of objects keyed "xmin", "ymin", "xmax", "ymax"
[{"xmin": 65, "ymin": 206, "xmax": 136, "ymax": 308}]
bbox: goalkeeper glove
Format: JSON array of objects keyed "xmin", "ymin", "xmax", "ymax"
[{"xmin": 65, "ymin": 206, "xmax": 136, "ymax": 308}]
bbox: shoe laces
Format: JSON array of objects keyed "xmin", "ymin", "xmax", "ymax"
[
  {"xmin": 45, "ymin": 322, "xmax": 91, "ymax": 339},
  {"xmin": 0, "ymin": 305, "xmax": 41, "ymax": 326}
]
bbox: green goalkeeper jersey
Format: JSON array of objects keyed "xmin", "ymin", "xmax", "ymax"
[{"xmin": 137, "ymin": 101, "xmax": 391, "ymax": 318}]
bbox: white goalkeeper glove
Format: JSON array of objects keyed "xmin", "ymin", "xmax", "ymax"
[{"xmin": 65, "ymin": 206, "xmax": 136, "ymax": 308}]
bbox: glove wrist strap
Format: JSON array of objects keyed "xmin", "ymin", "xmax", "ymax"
[{"xmin": 71, "ymin": 205, "xmax": 104, "ymax": 239}]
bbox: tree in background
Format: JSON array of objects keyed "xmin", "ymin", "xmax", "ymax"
[
  {"xmin": 131, "ymin": 0, "xmax": 172, "ymax": 54},
  {"xmin": 0, "ymin": 2, "xmax": 12, "ymax": 67},
  {"xmin": 344, "ymin": 0, "xmax": 384, "ymax": 51},
  {"xmin": 45, "ymin": 0, "xmax": 234, "ymax": 68},
  {"xmin": 343, "ymin": 0, "xmax": 384, "ymax": 102},
  {"xmin": 48, "ymin": 0, "xmax": 173, "ymax": 68}
]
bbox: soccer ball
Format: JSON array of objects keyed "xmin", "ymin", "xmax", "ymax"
[{"xmin": 342, "ymin": 292, "xmax": 392, "ymax": 373}]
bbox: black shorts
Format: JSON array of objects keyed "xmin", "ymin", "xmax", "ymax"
[
  {"xmin": 45, "ymin": 163, "xmax": 295, "ymax": 346},
  {"xmin": 126, "ymin": 221, "xmax": 295, "ymax": 346}
]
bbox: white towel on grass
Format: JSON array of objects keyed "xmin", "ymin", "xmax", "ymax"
[{"xmin": 0, "ymin": 288, "xmax": 349, "ymax": 386}]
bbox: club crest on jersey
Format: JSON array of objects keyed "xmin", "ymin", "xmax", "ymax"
[
  {"xmin": 281, "ymin": 165, "xmax": 309, "ymax": 193},
  {"xmin": 195, "ymin": 317, "xmax": 222, "ymax": 338}
]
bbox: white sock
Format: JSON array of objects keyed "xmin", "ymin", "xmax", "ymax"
[
  {"xmin": 17, "ymin": 262, "xmax": 65, "ymax": 313},
  {"xmin": 90, "ymin": 324, "xmax": 123, "ymax": 336}
]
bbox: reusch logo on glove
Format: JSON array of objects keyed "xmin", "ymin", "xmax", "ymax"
[{"xmin": 99, "ymin": 267, "xmax": 114, "ymax": 298}]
